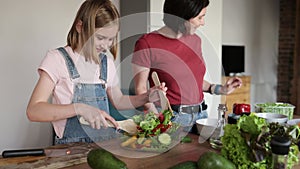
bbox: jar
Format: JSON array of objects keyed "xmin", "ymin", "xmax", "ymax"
[
  {"xmin": 270, "ymin": 135, "xmax": 291, "ymax": 169},
  {"xmin": 209, "ymin": 104, "xmax": 227, "ymax": 149}
]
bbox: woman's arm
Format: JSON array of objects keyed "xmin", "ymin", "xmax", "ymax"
[{"xmin": 203, "ymin": 77, "xmax": 242, "ymax": 95}]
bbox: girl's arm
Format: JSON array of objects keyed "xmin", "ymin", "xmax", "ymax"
[
  {"xmin": 26, "ymin": 70, "xmax": 118, "ymax": 129},
  {"xmin": 107, "ymin": 80, "xmax": 166, "ymax": 110},
  {"xmin": 132, "ymin": 64, "xmax": 159, "ymax": 113},
  {"xmin": 26, "ymin": 70, "xmax": 76, "ymax": 122}
]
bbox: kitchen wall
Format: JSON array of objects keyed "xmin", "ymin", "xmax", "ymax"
[
  {"xmin": 222, "ymin": 0, "xmax": 280, "ymax": 107},
  {"xmin": 0, "ymin": 0, "xmax": 85, "ymax": 152},
  {"xmin": 0, "ymin": 0, "xmax": 279, "ymax": 152}
]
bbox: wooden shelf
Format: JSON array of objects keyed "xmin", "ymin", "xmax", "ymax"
[{"xmin": 222, "ymin": 76, "xmax": 251, "ymax": 113}]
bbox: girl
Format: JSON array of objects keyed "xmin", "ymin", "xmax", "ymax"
[{"xmin": 26, "ymin": 0, "xmax": 166, "ymax": 144}]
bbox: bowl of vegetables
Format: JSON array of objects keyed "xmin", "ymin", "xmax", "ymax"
[
  {"xmin": 119, "ymin": 110, "xmax": 182, "ymax": 152},
  {"xmin": 255, "ymin": 102, "xmax": 295, "ymax": 120}
]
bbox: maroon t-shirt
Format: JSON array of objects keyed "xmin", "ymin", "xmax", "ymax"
[{"xmin": 132, "ymin": 31, "xmax": 206, "ymax": 105}]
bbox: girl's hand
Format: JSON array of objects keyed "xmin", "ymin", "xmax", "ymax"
[
  {"xmin": 74, "ymin": 103, "xmax": 119, "ymax": 129},
  {"xmin": 147, "ymin": 82, "xmax": 168, "ymax": 102},
  {"xmin": 222, "ymin": 77, "xmax": 242, "ymax": 94}
]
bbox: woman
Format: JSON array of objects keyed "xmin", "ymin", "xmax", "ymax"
[
  {"xmin": 26, "ymin": 0, "xmax": 166, "ymax": 144},
  {"xmin": 131, "ymin": 0, "xmax": 242, "ymax": 131}
]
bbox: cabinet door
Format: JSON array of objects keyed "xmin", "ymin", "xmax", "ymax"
[{"xmin": 222, "ymin": 76, "xmax": 251, "ymax": 113}]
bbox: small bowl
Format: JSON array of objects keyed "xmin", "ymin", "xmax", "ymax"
[
  {"xmin": 255, "ymin": 113, "xmax": 288, "ymax": 124},
  {"xmin": 287, "ymin": 119, "xmax": 300, "ymax": 126},
  {"xmin": 196, "ymin": 118, "xmax": 218, "ymax": 143}
]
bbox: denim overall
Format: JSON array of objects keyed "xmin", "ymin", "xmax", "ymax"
[{"xmin": 55, "ymin": 47, "xmax": 116, "ymax": 144}]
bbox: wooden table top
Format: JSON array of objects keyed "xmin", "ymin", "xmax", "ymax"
[
  {"xmin": 1, "ymin": 133, "xmax": 300, "ymax": 169},
  {"xmin": 60, "ymin": 133, "xmax": 218, "ymax": 169}
]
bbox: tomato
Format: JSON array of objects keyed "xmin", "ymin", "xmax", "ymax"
[{"xmin": 158, "ymin": 112, "xmax": 165, "ymax": 123}]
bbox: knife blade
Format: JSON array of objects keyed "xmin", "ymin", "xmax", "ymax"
[{"xmin": 2, "ymin": 147, "xmax": 87, "ymax": 158}]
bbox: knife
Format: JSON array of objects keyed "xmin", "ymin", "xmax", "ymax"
[
  {"xmin": 2, "ymin": 147, "xmax": 87, "ymax": 158},
  {"xmin": 79, "ymin": 117, "xmax": 137, "ymax": 135}
]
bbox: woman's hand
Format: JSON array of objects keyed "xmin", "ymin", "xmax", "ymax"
[
  {"xmin": 147, "ymin": 82, "xmax": 168, "ymax": 102},
  {"xmin": 74, "ymin": 103, "xmax": 119, "ymax": 129},
  {"xmin": 221, "ymin": 77, "xmax": 242, "ymax": 94}
]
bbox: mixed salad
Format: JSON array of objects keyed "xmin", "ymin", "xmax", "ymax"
[
  {"xmin": 221, "ymin": 113, "xmax": 300, "ymax": 169},
  {"xmin": 120, "ymin": 110, "xmax": 180, "ymax": 152}
]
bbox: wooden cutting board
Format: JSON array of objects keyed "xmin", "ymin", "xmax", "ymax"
[{"xmin": 0, "ymin": 143, "xmax": 96, "ymax": 169}]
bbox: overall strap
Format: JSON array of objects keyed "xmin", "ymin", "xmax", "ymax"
[
  {"xmin": 57, "ymin": 47, "xmax": 80, "ymax": 79},
  {"xmin": 99, "ymin": 53, "xmax": 107, "ymax": 83}
]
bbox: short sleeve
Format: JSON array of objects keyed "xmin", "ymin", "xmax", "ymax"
[
  {"xmin": 131, "ymin": 37, "xmax": 152, "ymax": 68},
  {"xmin": 38, "ymin": 49, "xmax": 68, "ymax": 84}
]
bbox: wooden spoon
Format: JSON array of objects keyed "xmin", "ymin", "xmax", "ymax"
[{"xmin": 151, "ymin": 71, "xmax": 173, "ymax": 113}]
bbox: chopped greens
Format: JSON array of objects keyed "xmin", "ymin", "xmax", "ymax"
[
  {"xmin": 120, "ymin": 110, "xmax": 180, "ymax": 152},
  {"xmin": 133, "ymin": 110, "xmax": 174, "ymax": 137}
]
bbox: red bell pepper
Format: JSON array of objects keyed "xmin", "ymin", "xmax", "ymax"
[{"xmin": 233, "ymin": 103, "xmax": 251, "ymax": 115}]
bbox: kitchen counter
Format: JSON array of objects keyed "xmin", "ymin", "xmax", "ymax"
[{"xmin": 1, "ymin": 133, "xmax": 300, "ymax": 169}]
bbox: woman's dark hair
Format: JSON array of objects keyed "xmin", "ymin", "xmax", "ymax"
[{"xmin": 163, "ymin": 0, "xmax": 209, "ymax": 34}]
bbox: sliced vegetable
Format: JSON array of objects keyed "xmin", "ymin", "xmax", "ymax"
[
  {"xmin": 158, "ymin": 133, "xmax": 171, "ymax": 145},
  {"xmin": 121, "ymin": 135, "xmax": 137, "ymax": 147}
]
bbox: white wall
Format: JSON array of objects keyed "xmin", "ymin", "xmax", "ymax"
[
  {"xmin": 222, "ymin": 0, "xmax": 279, "ymax": 108},
  {"xmin": 0, "ymin": 0, "xmax": 84, "ymax": 152},
  {"xmin": 0, "ymin": 0, "xmax": 122, "ymax": 152}
]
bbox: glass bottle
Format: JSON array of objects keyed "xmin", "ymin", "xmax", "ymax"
[
  {"xmin": 270, "ymin": 135, "xmax": 291, "ymax": 169},
  {"xmin": 209, "ymin": 104, "xmax": 227, "ymax": 149}
]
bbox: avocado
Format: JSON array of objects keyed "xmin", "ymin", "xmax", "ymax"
[
  {"xmin": 168, "ymin": 161, "xmax": 198, "ymax": 169},
  {"xmin": 87, "ymin": 148, "xmax": 128, "ymax": 169},
  {"xmin": 197, "ymin": 152, "xmax": 236, "ymax": 169}
]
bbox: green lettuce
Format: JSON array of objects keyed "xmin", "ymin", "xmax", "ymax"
[{"xmin": 221, "ymin": 113, "xmax": 299, "ymax": 169}]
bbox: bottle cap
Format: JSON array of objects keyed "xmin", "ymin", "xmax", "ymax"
[
  {"xmin": 218, "ymin": 104, "xmax": 228, "ymax": 111},
  {"xmin": 227, "ymin": 113, "xmax": 240, "ymax": 124},
  {"xmin": 270, "ymin": 135, "xmax": 291, "ymax": 155}
]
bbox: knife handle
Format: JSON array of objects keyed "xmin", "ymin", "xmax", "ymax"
[{"xmin": 2, "ymin": 149, "xmax": 45, "ymax": 158}]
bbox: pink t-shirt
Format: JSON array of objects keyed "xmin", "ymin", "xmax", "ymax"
[
  {"xmin": 132, "ymin": 32, "xmax": 206, "ymax": 105},
  {"xmin": 39, "ymin": 46, "xmax": 119, "ymax": 138}
]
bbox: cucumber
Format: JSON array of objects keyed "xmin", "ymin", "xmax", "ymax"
[
  {"xmin": 197, "ymin": 152, "xmax": 236, "ymax": 169},
  {"xmin": 158, "ymin": 133, "xmax": 171, "ymax": 145},
  {"xmin": 87, "ymin": 148, "xmax": 128, "ymax": 169},
  {"xmin": 168, "ymin": 161, "xmax": 198, "ymax": 169}
]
